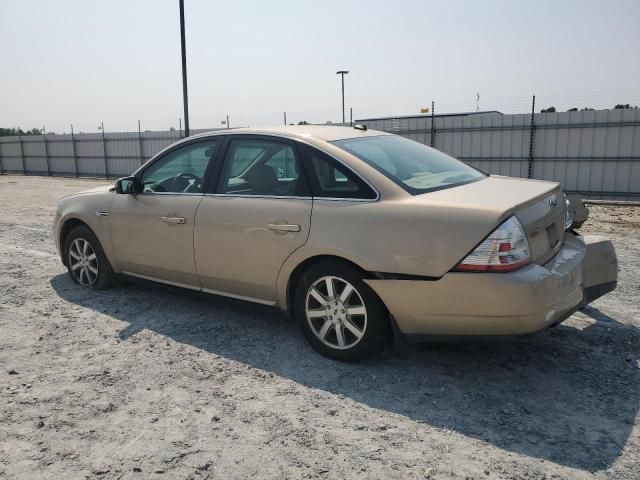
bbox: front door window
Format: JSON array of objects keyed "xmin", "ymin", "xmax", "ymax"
[{"xmin": 141, "ymin": 141, "xmax": 217, "ymax": 193}]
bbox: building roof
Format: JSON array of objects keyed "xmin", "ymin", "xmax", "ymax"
[{"xmin": 355, "ymin": 111, "xmax": 504, "ymax": 122}]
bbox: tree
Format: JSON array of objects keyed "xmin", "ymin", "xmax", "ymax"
[
  {"xmin": 581, "ymin": 107, "xmax": 594, "ymax": 111},
  {"xmin": 0, "ymin": 127, "xmax": 43, "ymax": 136},
  {"xmin": 0, "ymin": 127, "xmax": 21, "ymax": 136},
  {"xmin": 614, "ymin": 104, "xmax": 638, "ymax": 109},
  {"xmin": 540, "ymin": 106, "xmax": 556, "ymax": 113},
  {"xmin": 297, "ymin": 120, "xmax": 309, "ymax": 125},
  {"xmin": 567, "ymin": 108, "xmax": 578, "ymax": 112}
]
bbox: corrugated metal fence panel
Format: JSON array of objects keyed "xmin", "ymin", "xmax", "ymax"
[
  {"xmin": 108, "ymin": 158, "xmax": 140, "ymax": 177},
  {"xmin": 142, "ymin": 131, "xmax": 183, "ymax": 159},
  {"xmin": 49, "ymin": 157, "xmax": 76, "ymax": 176},
  {"xmin": 45, "ymin": 134, "xmax": 76, "ymax": 175},
  {"xmin": 73, "ymin": 133, "xmax": 104, "ymax": 176},
  {"xmin": 47, "ymin": 135, "xmax": 74, "ymax": 156},
  {"xmin": 531, "ymin": 108, "xmax": 640, "ymax": 196},
  {"xmin": 0, "ymin": 137, "xmax": 22, "ymax": 173},
  {"xmin": 104, "ymin": 132, "xmax": 142, "ymax": 177},
  {"xmin": 22, "ymin": 137, "xmax": 47, "ymax": 174}
]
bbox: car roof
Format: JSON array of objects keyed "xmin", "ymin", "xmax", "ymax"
[{"xmin": 189, "ymin": 125, "xmax": 391, "ymax": 143}]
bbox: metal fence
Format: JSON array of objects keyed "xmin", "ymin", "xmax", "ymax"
[
  {"xmin": 1, "ymin": 107, "xmax": 639, "ymax": 199},
  {"xmin": 0, "ymin": 127, "xmax": 222, "ymax": 179},
  {"xmin": 357, "ymin": 107, "xmax": 640, "ymax": 199}
]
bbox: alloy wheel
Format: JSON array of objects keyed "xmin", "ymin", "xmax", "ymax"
[
  {"xmin": 68, "ymin": 238, "xmax": 99, "ymax": 287},
  {"xmin": 305, "ymin": 276, "xmax": 368, "ymax": 350}
]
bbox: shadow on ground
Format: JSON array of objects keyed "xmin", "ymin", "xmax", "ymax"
[{"xmin": 51, "ymin": 274, "xmax": 640, "ymax": 472}]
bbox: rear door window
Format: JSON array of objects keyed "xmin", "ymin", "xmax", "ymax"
[{"xmin": 217, "ymin": 138, "xmax": 310, "ymax": 197}]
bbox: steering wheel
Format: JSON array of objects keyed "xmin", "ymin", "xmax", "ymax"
[{"xmin": 171, "ymin": 172, "xmax": 201, "ymax": 192}]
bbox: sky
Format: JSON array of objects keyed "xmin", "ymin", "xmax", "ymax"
[{"xmin": 1, "ymin": 0, "xmax": 639, "ymax": 133}]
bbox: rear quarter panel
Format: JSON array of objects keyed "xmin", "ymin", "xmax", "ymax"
[{"xmin": 275, "ymin": 197, "xmax": 504, "ymax": 308}]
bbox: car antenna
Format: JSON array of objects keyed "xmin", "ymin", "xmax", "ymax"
[{"xmin": 353, "ymin": 124, "xmax": 367, "ymax": 131}]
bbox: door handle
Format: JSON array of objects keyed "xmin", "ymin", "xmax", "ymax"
[
  {"xmin": 268, "ymin": 223, "xmax": 301, "ymax": 232},
  {"xmin": 162, "ymin": 216, "xmax": 186, "ymax": 225}
]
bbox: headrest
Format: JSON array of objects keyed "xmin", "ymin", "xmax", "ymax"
[{"xmin": 246, "ymin": 165, "xmax": 278, "ymax": 194}]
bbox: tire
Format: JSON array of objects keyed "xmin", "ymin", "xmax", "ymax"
[
  {"xmin": 294, "ymin": 260, "xmax": 388, "ymax": 361},
  {"xmin": 63, "ymin": 225, "xmax": 113, "ymax": 290}
]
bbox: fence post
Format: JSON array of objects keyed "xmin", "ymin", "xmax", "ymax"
[
  {"xmin": 0, "ymin": 139, "xmax": 4, "ymax": 174},
  {"xmin": 179, "ymin": 118, "xmax": 183, "ymax": 138},
  {"xmin": 430, "ymin": 101, "xmax": 435, "ymax": 147},
  {"xmin": 527, "ymin": 95, "xmax": 536, "ymax": 179},
  {"xmin": 101, "ymin": 122, "xmax": 109, "ymax": 179},
  {"xmin": 18, "ymin": 128, "xmax": 26, "ymax": 175},
  {"xmin": 283, "ymin": 112, "xmax": 287, "ymax": 126},
  {"xmin": 138, "ymin": 120, "xmax": 144, "ymax": 165},
  {"xmin": 350, "ymin": 107, "xmax": 353, "ymax": 126},
  {"xmin": 43, "ymin": 127, "xmax": 51, "ymax": 176},
  {"xmin": 70, "ymin": 124, "xmax": 79, "ymax": 177}
]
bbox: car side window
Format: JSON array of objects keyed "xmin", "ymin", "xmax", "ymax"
[
  {"xmin": 302, "ymin": 145, "xmax": 377, "ymax": 200},
  {"xmin": 141, "ymin": 140, "xmax": 217, "ymax": 193},
  {"xmin": 218, "ymin": 138, "xmax": 310, "ymax": 197}
]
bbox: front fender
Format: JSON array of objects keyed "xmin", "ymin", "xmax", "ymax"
[{"xmin": 55, "ymin": 192, "xmax": 118, "ymax": 271}]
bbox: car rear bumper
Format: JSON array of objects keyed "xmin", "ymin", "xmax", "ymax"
[{"xmin": 365, "ymin": 234, "xmax": 618, "ymax": 339}]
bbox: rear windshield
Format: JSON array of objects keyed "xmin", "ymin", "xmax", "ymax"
[{"xmin": 331, "ymin": 135, "xmax": 485, "ymax": 194}]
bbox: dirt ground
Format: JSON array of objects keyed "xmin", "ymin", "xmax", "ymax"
[{"xmin": 1, "ymin": 175, "xmax": 639, "ymax": 480}]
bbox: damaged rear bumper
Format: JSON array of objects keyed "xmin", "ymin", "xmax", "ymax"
[{"xmin": 365, "ymin": 234, "xmax": 618, "ymax": 341}]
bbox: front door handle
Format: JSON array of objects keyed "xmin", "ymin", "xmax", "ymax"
[
  {"xmin": 162, "ymin": 216, "xmax": 186, "ymax": 225},
  {"xmin": 268, "ymin": 223, "xmax": 301, "ymax": 232}
]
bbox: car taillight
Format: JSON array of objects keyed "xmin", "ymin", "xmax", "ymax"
[{"xmin": 454, "ymin": 216, "xmax": 530, "ymax": 272}]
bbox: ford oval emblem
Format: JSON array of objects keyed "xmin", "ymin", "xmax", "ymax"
[{"xmin": 548, "ymin": 197, "xmax": 557, "ymax": 208}]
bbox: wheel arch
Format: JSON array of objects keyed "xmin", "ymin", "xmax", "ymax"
[
  {"xmin": 284, "ymin": 254, "xmax": 383, "ymax": 315},
  {"xmin": 59, "ymin": 217, "xmax": 94, "ymax": 265}
]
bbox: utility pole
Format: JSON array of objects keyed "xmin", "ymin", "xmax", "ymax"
[
  {"xmin": 284, "ymin": 112, "xmax": 287, "ymax": 126},
  {"xmin": 336, "ymin": 70, "xmax": 349, "ymax": 123},
  {"xmin": 226, "ymin": 115, "xmax": 230, "ymax": 129},
  {"xmin": 179, "ymin": 0, "xmax": 190, "ymax": 137}
]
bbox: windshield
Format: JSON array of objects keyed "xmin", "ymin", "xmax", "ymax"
[{"xmin": 331, "ymin": 135, "xmax": 485, "ymax": 194}]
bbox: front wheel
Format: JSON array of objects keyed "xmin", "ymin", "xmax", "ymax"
[
  {"xmin": 64, "ymin": 226, "xmax": 113, "ymax": 290},
  {"xmin": 294, "ymin": 260, "xmax": 388, "ymax": 361}
]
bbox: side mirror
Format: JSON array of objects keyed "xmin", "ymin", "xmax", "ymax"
[{"xmin": 115, "ymin": 176, "xmax": 140, "ymax": 194}]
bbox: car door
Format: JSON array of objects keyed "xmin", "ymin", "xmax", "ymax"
[
  {"xmin": 194, "ymin": 135, "xmax": 312, "ymax": 303},
  {"xmin": 109, "ymin": 139, "xmax": 219, "ymax": 287}
]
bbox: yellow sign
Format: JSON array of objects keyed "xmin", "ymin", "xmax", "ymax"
[{"xmin": 420, "ymin": 107, "xmax": 430, "ymax": 113}]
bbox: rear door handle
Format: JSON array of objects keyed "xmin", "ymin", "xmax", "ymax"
[
  {"xmin": 268, "ymin": 223, "xmax": 301, "ymax": 232},
  {"xmin": 162, "ymin": 216, "xmax": 186, "ymax": 225}
]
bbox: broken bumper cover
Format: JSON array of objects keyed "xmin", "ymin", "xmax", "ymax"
[{"xmin": 365, "ymin": 234, "xmax": 617, "ymax": 340}]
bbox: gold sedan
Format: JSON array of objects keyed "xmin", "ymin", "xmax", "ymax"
[{"xmin": 53, "ymin": 126, "xmax": 618, "ymax": 360}]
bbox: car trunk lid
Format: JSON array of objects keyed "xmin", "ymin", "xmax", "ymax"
[{"xmin": 416, "ymin": 175, "xmax": 565, "ymax": 265}]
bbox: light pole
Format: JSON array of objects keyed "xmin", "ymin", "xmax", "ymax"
[
  {"xmin": 336, "ymin": 70, "xmax": 349, "ymax": 124},
  {"xmin": 179, "ymin": 0, "xmax": 190, "ymax": 137}
]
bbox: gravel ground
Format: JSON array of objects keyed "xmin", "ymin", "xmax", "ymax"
[{"xmin": 0, "ymin": 175, "xmax": 639, "ymax": 480}]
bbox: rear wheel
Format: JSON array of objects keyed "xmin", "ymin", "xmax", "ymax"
[
  {"xmin": 64, "ymin": 226, "xmax": 113, "ymax": 290},
  {"xmin": 294, "ymin": 260, "xmax": 388, "ymax": 361}
]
